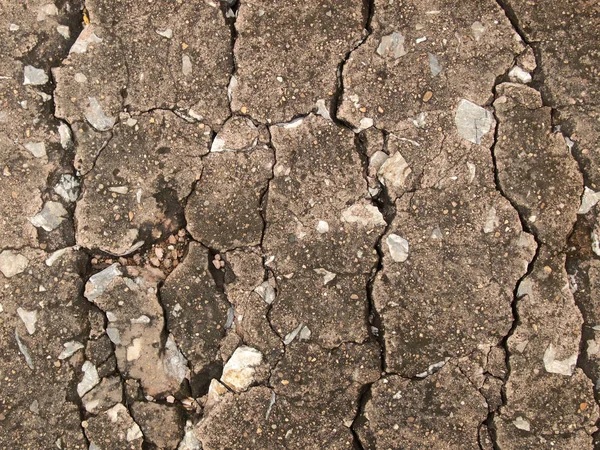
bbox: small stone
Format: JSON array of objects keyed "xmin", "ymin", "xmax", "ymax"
[
  {"xmin": 455, "ymin": 99, "xmax": 493, "ymax": 144},
  {"xmin": 56, "ymin": 25, "xmax": 70, "ymax": 39},
  {"xmin": 23, "ymin": 142, "xmax": 46, "ymax": 158},
  {"xmin": 377, "ymin": 32, "xmax": 406, "ymax": 59},
  {"xmin": 579, "ymin": 187, "xmax": 600, "ymax": 214},
  {"xmin": 513, "ymin": 417, "xmax": 531, "ymax": 432},
  {"xmin": 85, "ymin": 97, "xmax": 116, "ymax": 131},
  {"xmin": 508, "ymin": 66, "xmax": 532, "ymax": 84},
  {"xmin": 386, "ymin": 234, "xmax": 409, "ymax": 262},
  {"xmin": 220, "ymin": 346, "xmax": 263, "ymax": 392},
  {"xmin": 422, "ymin": 91, "xmax": 433, "ymax": 102},
  {"xmin": 58, "ymin": 341, "xmax": 84, "ymax": 360},
  {"xmin": 78, "ymin": 361, "xmax": 100, "ymax": 397},
  {"xmin": 0, "ymin": 251, "xmax": 29, "ymax": 278},
  {"xmin": 428, "ymin": 53, "xmax": 442, "ymax": 76},
  {"xmin": 17, "ymin": 308, "xmax": 37, "ymax": 335},
  {"xmin": 54, "ymin": 174, "xmax": 80, "ymax": 202},
  {"xmin": 29, "ymin": 201, "xmax": 68, "ymax": 231},
  {"xmin": 23, "ymin": 65, "xmax": 48, "ymax": 85},
  {"xmin": 316, "ymin": 220, "xmax": 329, "ymax": 234},
  {"xmin": 156, "ymin": 28, "xmax": 173, "ymax": 39}
]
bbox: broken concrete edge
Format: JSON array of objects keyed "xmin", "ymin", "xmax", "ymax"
[{"xmin": 487, "ymin": 1, "xmax": 596, "ymax": 443}]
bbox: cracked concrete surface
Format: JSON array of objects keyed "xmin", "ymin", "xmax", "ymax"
[{"xmin": 1, "ymin": 0, "xmax": 599, "ymax": 449}]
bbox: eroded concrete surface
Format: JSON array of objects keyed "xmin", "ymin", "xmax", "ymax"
[{"xmin": 1, "ymin": 0, "xmax": 599, "ymax": 449}]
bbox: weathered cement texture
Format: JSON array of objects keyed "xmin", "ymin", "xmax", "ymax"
[
  {"xmin": 264, "ymin": 114, "xmax": 384, "ymax": 348},
  {"xmin": 232, "ymin": 0, "xmax": 365, "ymax": 123},
  {"xmin": 494, "ymin": 83, "xmax": 582, "ymax": 250},
  {"xmin": 54, "ymin": 0, "xmax": 232, "ymax": 128},
  {"xmin": 372, "ymin": 109, "xmax": 536, "ymax": 376},
  {"xmin": 2, "ymin": 0, "xmax": 599, "ymax": 449},
  {"xmin": 75, "ymin": 110, "xmax": 207, "ymax": 255},
  {"xmin": 356, "ymin": 363, "xmax": 488, "ymax": 450},
  {"xmin": 494, "ymin": 248, "xmax": 599, "ymax": 448},
  {"xmin": 0, "ymin": 248, "xmax": 89, "ymax": 449},
  {"xmin": 339, "ymin": 0, "xmax": 523, "ymax": 132}
]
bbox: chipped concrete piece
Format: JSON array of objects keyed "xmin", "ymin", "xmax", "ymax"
[
  {"xmin": 84, "ymin": 264, "xmax": 122, "ymax": 302},
  {"xmin": 58, "ymin": 341, "xmax": 84, "ymax": 360},
  {"xmin": 23, "ymin": 65, "xmax": 48, "ymax": 85},
  {"xmin": 77, "ymin": 361, "xmax": 100, "ymax": 397},
  {"xmin": 508, "ymin": 65, "xmax": 532, "ymax": 84},
  {"xmin": 23, "ymin": 141, "xmax": 46, "ymax": 158},
  {"xmin": 221, "ymin": 346, "xmax": 263, "ymax": 392},
  {"xmin": 455, "ymin": 100, "xmax": 493, "ymax": 144},
  {"xmin": 29, "ymin": 201, "xmax": 68, "ymax": 231},
  {"xmin": 377, "ymin": 32, "xmax": 407, "ymax": 59},
  {"xmin": 543, "ymin": 344, "xmax": 578, "ymax": 376},
  {"xmin": 17, "ymin": 308, "xmax": 37, "ymax": 335},
  {"xmin": 386, "ymin": 233, "xmax": 409, "ymax": 262},
  {"xmin": 85, "ymin": 97, "xmax": 116, "ymax": 131},
  {"xmin": 579, "ymin": 187, "xmax": 600, "ymax": 214},
  {"xmin": 0, "ymin": 250, "xmax": 29, "ymax": 278}
]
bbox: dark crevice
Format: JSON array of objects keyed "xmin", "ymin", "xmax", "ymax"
[
  {"xmin": 486, "ymin": 83, "xmax": 542, "ymax": 448},
  {"xmin": 329, "ymin": 1, "xmax": 388, "ymax": 449}
]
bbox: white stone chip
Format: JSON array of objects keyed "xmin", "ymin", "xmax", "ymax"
[
  {"xmin": 156, "ymin": 28, "xmax": 173, "ymax": 39},
  {"xmin": 299, "ymin": 326, "xmax": 311, "ymax": 341},
  {"xmin": 29, "ymin": 201, "xmax": 68, "ymax": 231},
  {"xmin": 56, "ymin": 25, "xmax": 70, "ymax": 39},
  {"xmin": 221, "ymin": 346, "xmax": 263, "ymax": 392},
  {"xmin": 37, "ymin": 3, "xmax": 58, "ymax": 21},
  {"xmin": 471, "ymin": 21, "xmax": 486, "ymax": 41},
  {"xmin": 428, "ymin": 53, "xmax": 442, "ymax": 76},
  {"xmin": 593, "ymin": 228, "xmax": 600, "ymax": 257},
  {"xmin": 24, "ymin": 142, "xmax": 47, "ymax": 158},
  {"xmin": 58, "ymin": 341, "xmax": 84, "ymax": 360},
  {"xmin": 455, "ymin": 99, "xmax": 493, "ymax": 144},
  {"xmin": 54, "ymin": 174, "xmax": 80, "ymax": 202},
  {"xmin": 314, "ymin": 268, "xmax": 336, "ymax": 285},
  {"xmin": 15, "ymin": 329, "xmax": 34, "ymax": 369},
  {"xmin": 182, "ymin": 55, "xmax": 193, "ymax": 76},
  {"xmin": 316, "ymin": 220, "xmax": 329, "ymax": 234},
  {"xmin": 377, "ymin": 32, "xmax": 406, "ymax": 59},
  {"xmin": 254, "ymin": 281, "xmax": 276, "ymax": 305},
  {"xmin": 163, "ymin": 335, "xmax": 189, "ymax": 384},
  {"xmin": 84, "ymin": 263, "xmax": 122, "ymax": 302},
  {"xmin": 378, "ymin": 151, "xmax": 411, "ymax": 189},
  {"xmin": 23, "ymin": 66, "xmax": 48, "ymax": 85},
  {"xmin": 315, "ymin": 99, "xmax": 331, "ymax": 120},
  {"xmin": 579, "ymin": 187, "xmax": 600, "ymax": 214},
  {"xmin": 0, "ymin": 250, "xmax": 29, "ymax": 278},
  {"xmin": 17, "ymin": 307, "xmax": 37, "ymax": 335},
  {"xmin": 77, "ymin": 361, "xmax": 100, "ymax": 397},
  {"xmin": 58, "ymin": 123, "xmax": 73, "ymax": 149},
  {"xmin": 508, "ymin": 66, "xmax": 532, "ymax": 84},
  {"xmin": 70, "ymin": 27, "xmax": 103, "ymax": 54},
  {"xmin": 543, "ymin": 343, "xmax": 577, "ymax": 376},
  {"xmin": 513, "ymin": 417, "xmax": 531, "ymax": 432},
  {"xmin": 386, "ymin": 234, "xmax": 409, "ymax": 262},
  {"xmin": 45, "ymin": 247, "xmax": 70, "ymax": 266},
  {"xmin": 284, "ymin": 323, "xmax": 303, "ymax": 345},
  {"xmin": 341, "ymin": 202, "xmax": 386, "ymax": 228},
  {"xmin": 483, "ymin": 206, "xmax": 499, "ymax": 233},
  {"xmin": 85, "ymin": 97, "xmax": 116, "ymax": 131},
  {"xmin": 178, "ymin": 420, "xmax": 202, "ymax": 450}
]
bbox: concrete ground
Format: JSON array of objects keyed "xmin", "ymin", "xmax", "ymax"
[{"xmin": 0, "ymin": 0, "xmax": 599, "ymax": 449}]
